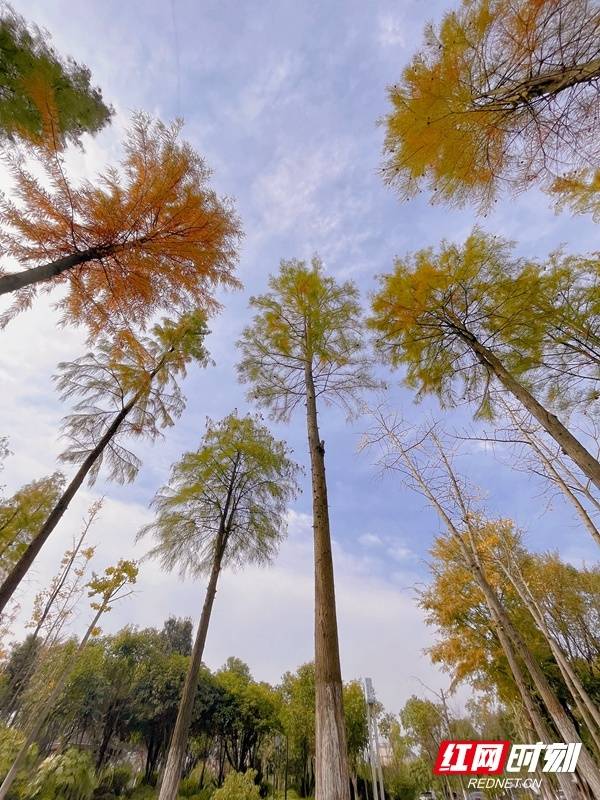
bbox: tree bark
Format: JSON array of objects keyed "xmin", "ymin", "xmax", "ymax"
[
  {"xmin": 0, "ymin": 244, "xmax": 123, "ymax": 296},
  {"xmin": 456, "ymin": 327, "xmax": 600, "ymax": 491},
  {"xmin": 476, "ymin": 59, "xmax": 600, "ymax": 111},
  {"xmin": 157, "ymin": 533, "xmax": 225, "ymax": 800},
  {"xmin": 304, "ymin": 359, "xmax": 351, "ymax": 800},
  {"xmin": 0, "ymin": 398, "xmax": 136, "ymax": 616}
]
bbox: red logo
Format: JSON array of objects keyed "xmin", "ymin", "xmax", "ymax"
[{"xmin": 433, "ymin": 740, "xmax": 510, "ymax": 775}]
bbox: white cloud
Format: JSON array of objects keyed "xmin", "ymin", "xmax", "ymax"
[
  {"xmin": 377, "ymin": 14, "xmax": 406, "ymax": 48},
  {"xmin": 358, "ymin": 532, "xmax": 383, "ymax": 547}
]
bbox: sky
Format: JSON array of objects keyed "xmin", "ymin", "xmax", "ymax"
[{"xmin": 0, "ymin": 0, "xmax": 598, "ymax": 716}]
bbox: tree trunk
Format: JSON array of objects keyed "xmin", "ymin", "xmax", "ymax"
[
  {"xmin": 457, "ymin": 327, "xmax": 600, "ymax": 491},
  {"xmin": 304, "ymin": 359, "xmax": 351, "ymax": 800},
  {"xmin": 477, "ymin": 59, "xmax": 600, "ymax": 111},
  {"xmin": 466, "ymin": 548, "xmax": 600, "ymax": 798},
  {"xmin": 0, "ymin": 243, "xmax": 125, "ymax": 296},
  {"xmin": 0, "ymin": 398, "xmax": 136, "ymax": 616},
  {"xmin": 499, "ymin": 560, "xmax": 600, "ymax": 751},
  {"xmin": 0, "ymin": 603, "xmax": 104, "ymax": 800},
  {"xmin": 157, "ymin": 535, "xmax": 225, "ymax": 800}
]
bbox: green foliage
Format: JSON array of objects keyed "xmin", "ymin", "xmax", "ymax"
[
  {"xmin": 212, "ymin": 770, "xmax": 260, "ymax": 800},
  {"xmin": 238, "ymin": 256, "xmax": 379, "ymax": 420},
  {"xmin": 96, "ymin": 763, "xmax": 133, "ymax": 796},
  {"xmin": 0, "ymin": 472, "xmax": 65, "ymax": 580},
  {"xmin": 139, "ymin": 412, "xmax": 299, "ymax": 578},
  {"xmin": 369, "ymin": 230, "xmax": 600, "ymax": 417},
  {"xmin": 28, "ymin": 748, "xmax": 97, "ymax": 800},
  {"xmin": 0, "ymin": 724, "xmax": 37, "ymax": 795},
  {"xmin": 56, "ymin": 310, "xmax": 211, "ymax": 486},
  {"xmin": 0, "ymin": 6, "xmax": 112, "ymax": 147},
  {"xmin": 129, "ymin": 787, "xmax": 156, "ymax": 800}
]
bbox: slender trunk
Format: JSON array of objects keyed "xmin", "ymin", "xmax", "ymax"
[
  {"xmin": 456, "ymin": 327, "xmax": 600, "ymax": 491},
  {"xmin": 466, "ymin": 550, "xmax": 600, "ymax": 797},
  {"xmin": 465, "ymin": 551, "xmax": 580, "ymax": 800},
  {"xmin": 0, "ymin": 243, "xmax": 125, "ymax": 296},
  {"xmin": 0, "ymin": 603, "xmax": 104, "ymax": 800},
  {"xmin": 304, "ymin": 359, "xmax": 351, "ymax": 800},
  {"xmin": 158, "ymin": 535, "xmax": 225, "ymax": 800},
  {"xmin": 396, "ymin": 443, "xmax": 589, "ymax": 798},
  {"xmin": 0, "ymin": 399, "xmax": 135, "ymax": 616},
  {"xmin": 499, "ymin": 560, "xmax": 600, "ymax": 750}
]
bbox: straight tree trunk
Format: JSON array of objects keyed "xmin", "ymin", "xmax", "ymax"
[
  {"xmin": 304, "ymin": 359, "xmax": 351, "ymax": 800},
  {"xmin": 464, "ymin": 543, "xmax": 600, "ymax": 798},
  {"xmin": 0, "ymin": 243, "xmax": 125, "ymax": 296},
  {"xmin": 498, "ymin": 559, "xmax": 600, "ymax": 751},
  {"xmin": 158, "ymin": 532, "xmax": 225, "ymax": 800},
  {"xmin": 456, "ymin": 326, "xmax": 600, "ymax": 491},
  {"xmin": 0, "ymin": 602, "xmax": 104, "ymax": 800},
  {"xmin": 396, "ymin": 446, "xmax": 588, "ymax": 799},
  {"xmin": 0, "ymin": 397, "xmax": 136, "ymax": 616}
]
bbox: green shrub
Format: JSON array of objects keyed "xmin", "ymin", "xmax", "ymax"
[
  {"xmin": 96, "ymin": 764, "xmax": 133, "ymax": 796},
  {"xmin": 27, "ymin": 747, "xmax": 97, "ymax": 800},
  {"xmin": 212, "ymin": 771, "xmax": 260, "ymax": 800},
  {"xmin": 0, "ymin": 724, "xmax": 38, "ymax": 797},
  {"xmin": 130, "ymin": 786, "xmax": 156, "ymax": 800},
  {"xmin": 178, "ymin": 776, "xmax": 201, "ymax": 797}
]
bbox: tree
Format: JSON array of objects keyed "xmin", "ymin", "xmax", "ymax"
[
  {"xmin": 0, "ymin": 472, "xmax": 65, "ymax": 581},
  {"xmin": 0, "ymin": 114, "xmax": 241, "ymax": 335},
  {"xmin": 368, "ymin": 231, "xmax": 600, "ymax": 491},
  {"xmin": 382, "ymin": 0, "xmax": 600, "ymax": 209},
  {"xmin": 161, "ymin": 617, "xmax": 193, "ymax": 657},
  {"xmin": 280, "ymin": 662, "xmax": 316, "ymax": 797},
  {"xmin": 0, "ymin": 5, "xmax": 112, "ymax": 148},
  {"xmin": 238, "ymin": 256, "xmax": 378, "ymax": 800},
  {"xmin": 342, "ymin": 681, "xmax": 368, "ymax": 800},
  {"xmin": 0, "ymin": 559, "xmax": 137, "ymax": 800},
  {"xmin": 212, "ymin": 769, "xmax": 261, "ymax": 800},
  {"xmin": 0, "ymin": 310, "xmax": 211, "ymax": 615},
  {"xmin": 364, "ymin": 414, "xmax": 600, "ymax": 798},
  {"xmin": 139, "ymin": 412, "xmax": 299, "ymax": 800}
]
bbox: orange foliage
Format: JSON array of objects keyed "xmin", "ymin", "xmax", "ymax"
[{"xmin": 0, "ymin": 114, "xmax": 242, "ymax": 335}]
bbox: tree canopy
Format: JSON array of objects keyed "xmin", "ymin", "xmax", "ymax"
[
  {"xmin": 0, "ymin": 114, "xmax": 242, "ymax": 336},
  {"xmin": 382, "ymin": 0, "xmax": 600, "ymax": 208},
  {"xmin": 0, "ymin": 5, "xmax": 112, "ymax": 148}
]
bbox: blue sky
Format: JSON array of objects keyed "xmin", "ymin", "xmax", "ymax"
[{"xmin": 0, "ymin": 0, "xmax": 598, "ymax": 713}]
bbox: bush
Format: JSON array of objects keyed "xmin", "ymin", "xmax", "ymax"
[
  {"xmin": 0, "ymin": 725, "xmax": 38, "ymax": 798},
  {"xmin": 178, "ymin": 776, "xmax": 200, "ymax": 797},
  {"xmin": 130, "ymin": 786, "xmax": 156, "ymax": 800},
  {"xmin": 212, "ymin": 771, "xmax": 260, "ymax": 800},
  {"xmin": 96, "ymin": 764, "xmax": 133, "ymax": 797},
  {"xmin": 26, "ymin": 747, "xmax": 97, "ymax": 800}
]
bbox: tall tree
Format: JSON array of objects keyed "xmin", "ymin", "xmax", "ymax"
[
  {"xmin": 369, "ymin": 231, "xmax": 600, "ymax": 490},
  {"xmin": 0, "ymin": 310, "xmax": 210, "ymax": 615},
  {"xmin": 238, "ymin": 256, "xmax": 378, "ymax": 800},
  {"xmin": 0, "ymin": 5, "xmax": 112, "ymax": 148},
  {"xmin": 0, "ymin": 114, "xmax": 241, "ymax": 335},
  {"xmin": 382, "ymin": 0, "xmax": 600, "ymax": 208},
  {"xmin": 0, "ymin": 559, "xmax": 137, "ymax": 800},
  {"xmin": 139, "ymin": 412, "xmax": 299, "ymax": 800},
  {"xmin": 364, "ymin": 414, "xmax": 600, "ymax": 798}
]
